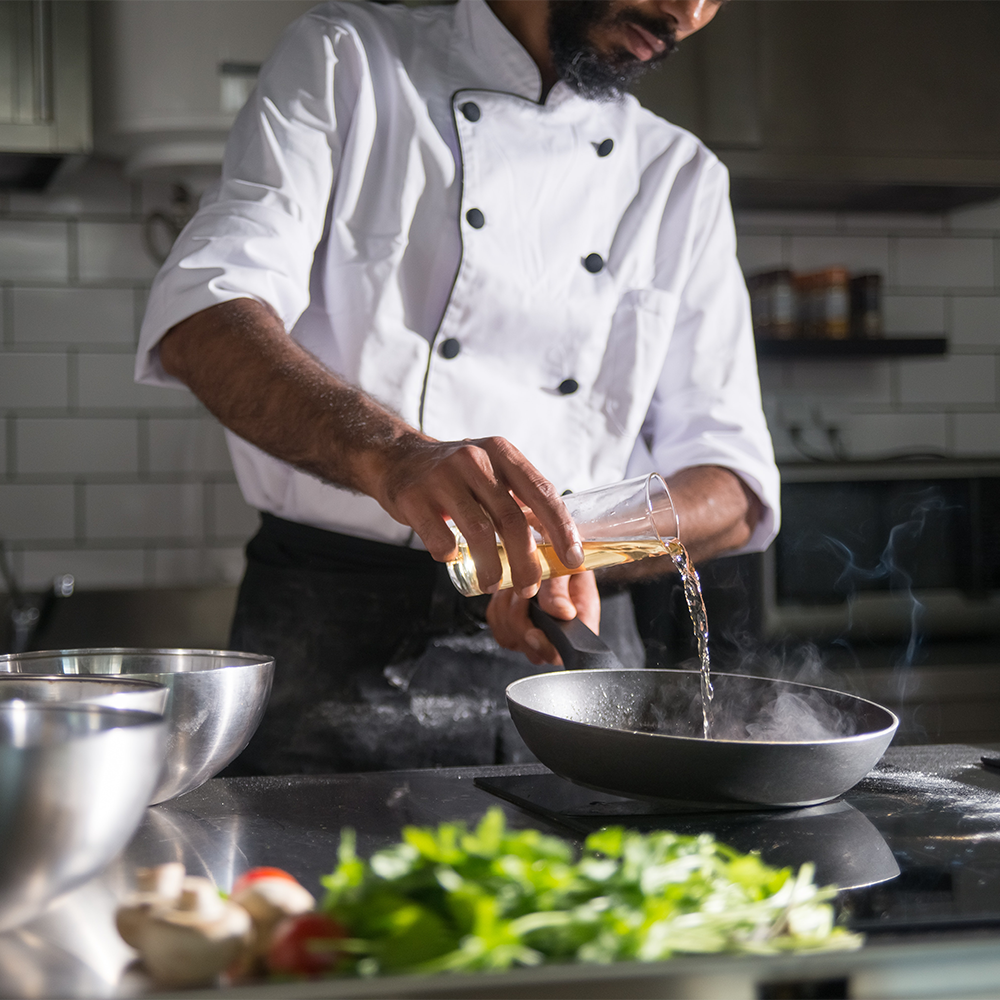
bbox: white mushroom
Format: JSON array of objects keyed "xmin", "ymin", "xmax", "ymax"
[
  {"xmin": 232, "ymin": 875, "xmax": 315, "ymax": 966},
  {"xmin": 115, "ymin": 862, "xmax": 186, "ymax": 947},
  {"xmin": 133, "ymin": 876, "xmax": 253, "ymax": 987}
]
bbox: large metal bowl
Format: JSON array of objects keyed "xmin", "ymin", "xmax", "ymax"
[
  {"xmin": 0, "ymin": 703, "xmax": 166, "ymax": 932},
  {"xmin": 0, "ymin": 649, "xmax": 274, "ymax": 805},
  {"xmin": 0, "ymin": 675, "xmax": 168, "ymax": 715}
]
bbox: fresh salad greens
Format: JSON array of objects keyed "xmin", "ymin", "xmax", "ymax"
[{"xmin": 319, "ymin": 808, "xmax": 861, "ymax": 976}]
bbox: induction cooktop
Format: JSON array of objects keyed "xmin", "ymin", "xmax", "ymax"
[{"xmin": 476, "ymin": 744, "xmax": 1000, "ymax": 935}]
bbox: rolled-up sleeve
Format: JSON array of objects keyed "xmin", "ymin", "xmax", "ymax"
[
  {"xmin": 641, "ymin": 159, "xmax": 780, "ymax": 552},
  {"xmin": 135, "ymin": 12, "xmax": 352, "ymax": 386}
]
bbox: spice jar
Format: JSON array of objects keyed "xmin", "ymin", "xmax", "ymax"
[
  {"xmin": 746, "ymin": 269, "xmax": 798, "ymax": 340},
  {"xmin": 850, "ymin": 273, "xmax": 883, "ymax": 338},
  {"xmin": 795, "ymin": 268, "xmax": 850, "ymax": 339}
]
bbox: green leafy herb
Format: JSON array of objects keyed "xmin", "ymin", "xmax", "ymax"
[{"xmin": 319, "ymin": 808, "xmax": 861, "ymax": 976}]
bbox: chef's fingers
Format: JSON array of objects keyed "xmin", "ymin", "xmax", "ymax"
[
  {"xmin": 374, "ymin": 435, "xmax": 549, "ymax": 595},
  {"xmin": 480, "ymin": 438, "xmax": 584, "ymax": 572},
  {"xmin": 435, "ymin": 442, "xmax": 538, "ymax": 594},
  {"xmin": 486, "ymin": 588, "xmax": 561, "ymax": 666},
  {"xmin": 470, "ymin": 481, "xmax": 542, "ymax": 600},
  {"xmin": 535, "ymin": 573, "xmax": 600, "ymax": 635},
  {"xmin": 416, "ymin": 437, "xmax": 541, "ymax": 596},
  {"xmin": 566, "ymin": 571, "xmax": 600, "ymax": 634},
  {"xmin": 382, "ymin": 441, "xmax": 508, "ymax": 585},
  {"xmin": 486, "ymin": 575, "xmax": 597, "ymax": 666}
]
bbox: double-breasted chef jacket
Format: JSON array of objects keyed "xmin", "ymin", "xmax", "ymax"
[{"xmin": 137, "ymin": 0, "xmax": 781, "ymax": 553}]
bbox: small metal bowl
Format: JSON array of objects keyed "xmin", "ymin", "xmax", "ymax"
[
  {"xmin": 0, "ymin": 675, "xmax": 168, "ymax": 715},
  {"xmin": 0, "ymin": 703, "xmax": 166, "ymax": 932},
  {"xmin": 0, "ymin": 649, "xmax": 274, "ymax": 805}
]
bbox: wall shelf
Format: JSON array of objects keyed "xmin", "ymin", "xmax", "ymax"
[{"xmin": 756, "ymin": 337, "xmax": 947, "ymax": 360}]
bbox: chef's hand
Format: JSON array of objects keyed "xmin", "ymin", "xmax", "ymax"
[
  {"xmin": 370, "ymin": 434, "xmax": 584, "ymax": 597},
  {"xmin": 487, "ymin": 572, "xmax": 600, "ymax": 666}
]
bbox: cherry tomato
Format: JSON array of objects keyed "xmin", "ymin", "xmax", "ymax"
[
  {"xmin": 231, "ymin": 866, "xmax": 299, "ymax": 896},
  {"xmin": 266, "ymin": 913, "xmax": 347, "ymax": 976}
]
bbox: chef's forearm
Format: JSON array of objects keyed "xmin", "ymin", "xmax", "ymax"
[
  {"xmin": 158, "ymin": 298, "xmax": 418, "ymax": 497},
  {"xmin": 597, "ymin": 465, "xmax": 761, "ymax": 584}
]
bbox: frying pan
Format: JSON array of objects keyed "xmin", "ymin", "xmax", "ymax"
[{"xmin": 506, "ymin": 605, "xmax": 898, "ymax": 808}]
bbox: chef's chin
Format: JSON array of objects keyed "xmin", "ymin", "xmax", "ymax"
[{"xmin": 553, "ymin": 47, "xmax": 656, "ymax": 102}]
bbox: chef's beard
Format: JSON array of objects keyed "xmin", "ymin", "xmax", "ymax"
[{"xmin": 549, "ymin": 0, "xmax": 678, "ymax": 101}]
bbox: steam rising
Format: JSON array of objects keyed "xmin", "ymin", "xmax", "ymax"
[
  {"xmin": 742, "ymin": 690, "xmax": 858, "ymax": 742},
  {"xmin": 640, "ymin": 670, "xmax": 864, "ymax": 744},
  {"xmin": 661, "ymin": 492, "xmax": 949, "ymax": 744}
]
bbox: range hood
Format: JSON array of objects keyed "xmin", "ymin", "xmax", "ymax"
[{"xmin": 633, "ymin": 0, "xmax": 1000, "ymax": 212}]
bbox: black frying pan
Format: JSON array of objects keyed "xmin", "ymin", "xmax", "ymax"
[{"xmin": 506, "ymin": 605, "xmax": 898, "ymax": 808}]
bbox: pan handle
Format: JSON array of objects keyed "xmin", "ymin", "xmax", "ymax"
[{"xmin": 528, "ymin": 598, "xmax": 625, "ymax": 671}]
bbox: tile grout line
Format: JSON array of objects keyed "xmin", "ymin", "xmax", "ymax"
[
  {"xmin": 137, "ymin": 413, "xmax": 149, "ymax": 480},
  {"xmin": 66, "ymin": 219, "xmax": 78, "ymax": 286},
  {"xmin": 4, "ymin": 414, "xmax": 14, "ymax": 480},
  {"xmin": 74, "ymin": 479, "xmax": 86, "ymax": 546},
  {"xmin": 66, "ymin": 348, "xmax": 78, "ymax": 412},
  {"xmin": 204, "ymin": 481, "xmax": 215, "ymax": 545}
]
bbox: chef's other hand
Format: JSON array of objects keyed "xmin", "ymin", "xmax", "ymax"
[
  {"xmin": 371, "ymin": 434, "xmax": 583, "ymax": 597},
  {"xmin": 487, "ymin": 572, "xmax": 600, "ymax": 666}
]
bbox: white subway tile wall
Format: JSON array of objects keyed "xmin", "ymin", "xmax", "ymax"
[
  {"xmin": 744, "ymin": 197, "xmax": 1000, "ymax": 465},
  {"xmin": 883, "ymin": 295, "xmax": 946, "ymax": 336},
  {"xmin": 2, "ymin": 160, "xmax": 1000, "ymax": 589},
  {"xmin": 789, "ymin": 235, "xmax": 891, "ymax": 275},
  {"xmin": 0, "ymin": 159, "xmax": 256, "ymax": 590}
]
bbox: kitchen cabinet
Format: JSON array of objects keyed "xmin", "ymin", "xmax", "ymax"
[
  {"xmin": 0, "ymin": 1, "xmax": 90, "ymax": 186},
  {"xmin": 634, "ymin": 0, "xmax": 1000, "ymax": 210}
]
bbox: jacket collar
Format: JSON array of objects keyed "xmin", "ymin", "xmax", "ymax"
[{"xmin": 455, "ymin": 0, "xmax": 543, "ymax": 102}]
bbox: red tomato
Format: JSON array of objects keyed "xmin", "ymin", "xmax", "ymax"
[
  {"xmin": 231, "ymin": 866, "xmax": 299, "ymax": 896},
  {"xmin": 266, "ymin": 913, "xmax": 347, "ymax": 977}
]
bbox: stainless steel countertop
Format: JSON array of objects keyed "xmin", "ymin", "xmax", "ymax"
[{"xmin": 6, "ymin": 747, "xmax": 1000, "ymax": 1000}]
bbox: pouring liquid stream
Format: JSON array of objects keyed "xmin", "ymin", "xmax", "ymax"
[
  {"xmin": 665, "ymin": 539, "xmax": 714, "ymax": 739},
  {"xmin": 447, "ymin": 533, "xmax": 714, "ymax": 738}
]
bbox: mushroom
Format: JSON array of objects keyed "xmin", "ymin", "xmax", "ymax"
[
  {"xmin": 231, "ymin": 872, "xmax": 316, "ymax": 971},
  {"xmin": 117, "ymin": 869, "xmax": 254, "ymax": 988},
  {"xmin": 132, "ymin": 876, "xmax": 253, "ymax": 987},
  {"xmin": 115, "ymin": 862, "xmax": 186, "ymax": 947}
]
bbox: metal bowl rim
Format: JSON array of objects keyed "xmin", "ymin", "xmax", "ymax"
[
  {"xmin": 0, "ymin": 674, "xmax": 167, "ymax": 691},
  {"xmin": 506, "ymin": 668, "xmax": 900, "ymax": 746},
  {"xmin": 0, "ymin": 702, "xmax": 168, "ymax": 728},
  {"xmin": 0, "ymin": 648, "xmax": 274, "ymax": 669}
]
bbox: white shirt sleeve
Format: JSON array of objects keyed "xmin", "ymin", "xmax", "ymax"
[
  {"xmin": 639, "ymin": 158, "xmax": 780, "ymax": 552},
  {"xmin": 135, "ymin": 12, "xmax": 353, "ymax": 386}
]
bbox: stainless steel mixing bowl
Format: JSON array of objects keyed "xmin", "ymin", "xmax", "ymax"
[
  {"xmin": 0, "ymin": 703, "xmax": 166, "ymax": 932},
  {"xmin": 0, "ymin": 675, "xmax": 168, "ymax": 715},
  {"xmin": 0, "ymin": 649, "xmax": 274, "ymax": 805}
]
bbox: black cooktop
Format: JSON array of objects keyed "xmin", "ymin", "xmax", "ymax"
[{"xmin": 476, "ymin": 744, "xmax": 1000, "ymax": 935}]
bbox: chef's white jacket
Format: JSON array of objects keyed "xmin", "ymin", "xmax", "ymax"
[{"xmin": 137, "ymin": 0, "xmax": 780, "ymax": 552}]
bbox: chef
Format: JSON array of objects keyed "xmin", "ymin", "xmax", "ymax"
[{"xmin": 135, "ymin": 0, "xmax": 780, "ymax": 774}]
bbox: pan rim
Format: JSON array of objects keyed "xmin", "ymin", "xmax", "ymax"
[{"xmin": 506, "ymin": 668, "xmax": 900, "ymax": 746}]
